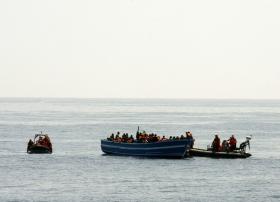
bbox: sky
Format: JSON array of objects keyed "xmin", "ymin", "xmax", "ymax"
[{"xmin": 0, "ymin": 0, "xmax": 280, "ymax": 99}]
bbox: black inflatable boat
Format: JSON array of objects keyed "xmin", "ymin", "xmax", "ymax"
[
  {"xmin": 189, "ymin": 136, "xmax": 252, "ymax": 159},
  {"xmin": 189, "ymin": 148, "xmax": 251, "ymax": 158}
]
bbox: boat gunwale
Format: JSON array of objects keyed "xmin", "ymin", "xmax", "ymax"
[{"xmin": 101, "ymin": 139, "xmax": 192, "ymax": 145}]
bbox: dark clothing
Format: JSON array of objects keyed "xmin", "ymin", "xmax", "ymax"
[
  {"xmin": 27, "ymin": 139, "xmax": 34, "ymax": 152},
  {"xmin": 187, "ymin": 136, "xmax": 194, "ymax": 148},
  {"xmin": 212, "ymin": 137, "xmax": 221, "ymax": 152}
]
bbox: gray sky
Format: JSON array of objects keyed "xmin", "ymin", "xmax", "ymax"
[{"xmin": 0, "ymin": 0, "xmax": 279, "ymax": 99}]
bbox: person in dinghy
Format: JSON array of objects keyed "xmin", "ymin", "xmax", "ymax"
[{"xmin": 27, "ymin": 132, "xmax": 53, "ymax": 154}]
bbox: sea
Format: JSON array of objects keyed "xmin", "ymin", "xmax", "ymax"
[{"xmin": 0, "ymin": 98, "xmax": 279, "ymax": 202}]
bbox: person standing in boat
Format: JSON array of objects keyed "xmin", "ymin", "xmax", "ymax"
[
  {"xmin": 212, "ymin": 135, "xmax": 221, "ymax": 152},
  {"xmin": 228, "ymin": 135, "xmax": 237, "ymax": 151},
  {"xmin": 186, "ymin": 131, "xmax": 194, "ymax": 148}
]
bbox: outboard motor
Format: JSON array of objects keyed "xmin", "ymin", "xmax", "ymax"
[{"xmin": 239, "ymin": 135, "xmax": 252, "ymax": 153}]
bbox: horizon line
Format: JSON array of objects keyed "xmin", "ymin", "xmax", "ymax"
[{"xmin": 0, "ymin": 96, "xmax": 280, "ymax": 101}]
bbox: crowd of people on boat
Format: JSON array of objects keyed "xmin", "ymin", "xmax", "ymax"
[
  {"xmin": 107, "ymin": 131, "xmax": 194, "ymax": 146},
  {"xmin": 27, "ymin": 135, "xmax": 52, "ymax": 152},
  {"xmin": 211, "ymin": 134, "xmax": 237, "ymax": 152}
]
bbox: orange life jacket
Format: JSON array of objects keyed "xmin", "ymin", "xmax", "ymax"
[{"xmin": 229, "ymin": 137, "xmax": 237, "ymax": 146}]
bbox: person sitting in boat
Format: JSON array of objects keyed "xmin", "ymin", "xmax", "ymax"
[
  {"xmin": 154, "ymin": 134, "xmax": 160, "ymax": 142},
  {"xmin": 44, "ymin": 138, "xmax": 52, "ymax": 152},
  {"xmin": 116, "ymin": 136, "xmax": 122, "ymax": 143},
  {"xmin": 212, "ymin": 135, "xmax": 221, "ymax": 152},
  {"xmin": 41, "ymin": 137, "xmax": 47, "ymax": 146},
  {"xmin": 228, "ymin": 135, "xmax": 237, "ymax": 151},
  {"xmin": 148, "ymin": 133, "xmax": 153, "ymax": 142},
  {"xmin": 42, "ymin": 136, "xmax": 50, "ymax": 147},
  {"xmin": 45, "ymin": 136, "xmax": 52, "ymax": 152},
  {"xmin": 125, "ymin": 133, "xmax": 130, "ymax": 142},
  {"xmin": 138, "ymin": 133, "xmax": 146, "ymax": 143},
  {"xmin": 130, "ymin": 135, "xmax": 135, "ymax": 143},
  {"xmin": 221, "ymin": 140, "xmax": 229, "ymax": 152},
  {"xmin": 136, "ymin": 131, "xmax": 140, "ymax": 140},
  {"xmin": 143, "ymin": 135, "xmax": 149, "ymax": 143},
  {"xmin": 27, "ymin": 139, "xmax": 34, "ymax": 152},
  {"xmin": 113, "ymin": 133, "xmax": 121, "ymax": 143},
  {"xmin": 121, "ymin": 133, "xmax": 127, "ymax": 142},
  {"xmin": 107, "ymin": 133, "xmax": 115, "ymax": 141},
  {"xmin": 126, "ymin": 135, "xmax": 133, "ymax": 143},
  {"xmin": 37, "ymin": 136, "xmax": 44, "ymax": 145},
  {"xmin": 49, "ymin": 142, "xmax": 53, "ymax": 153}
]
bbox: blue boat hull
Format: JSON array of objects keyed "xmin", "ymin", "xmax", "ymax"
[{"xmin": 101, "ymin": 139, "xmax": 193, "ymax": 158}]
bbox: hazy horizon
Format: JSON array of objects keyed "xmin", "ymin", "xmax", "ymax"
[
  {"xmin": 1, "ymin": 1, "xmax": 280, "ymax": 99},
  {"xmin": 1, "ymin": 96, "xmax": 280, "ymax": 101}
]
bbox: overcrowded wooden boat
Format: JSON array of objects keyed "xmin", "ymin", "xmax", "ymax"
[
  {"xmin": 101, "ymin": 139, "xmax": 193, "ymax": 158},
  {"xmin": 101, "ymin": 129, "xmax": 194, "ymax": 158},
  {"xmin": 27, "ymin": 132, "xmax": 53, "ymax": 154}
]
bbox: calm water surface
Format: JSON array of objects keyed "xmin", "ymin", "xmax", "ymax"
[{"xmin": 0, "ymin": 98, "xmax": 279, "ymax": 202}]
